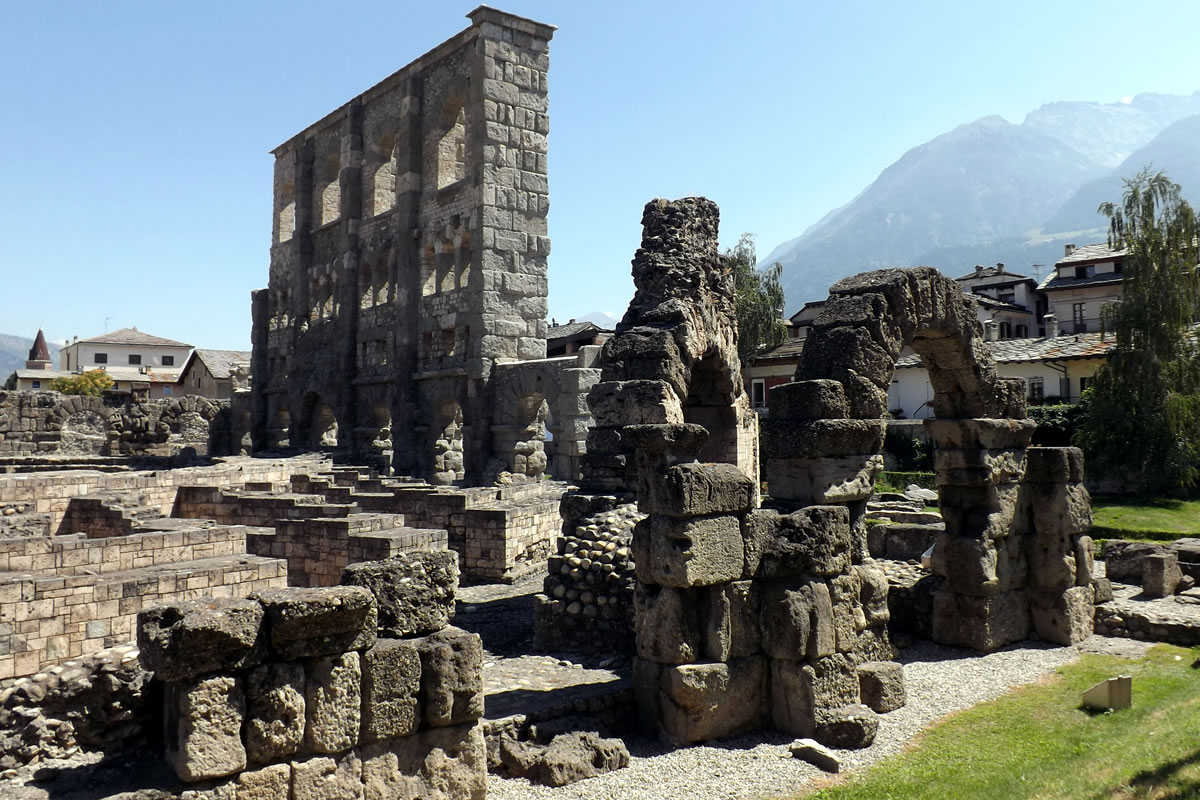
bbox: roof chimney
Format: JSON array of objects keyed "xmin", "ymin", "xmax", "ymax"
[
  {"xmin": 1064, "ymin": 244, "xmax": 1076, "ymax": 257},
  {"xmin": 995, "ymin": 262, "xmax": 1004, "ymax": 273},
  {"xmin": 1044, "ymin": 313, "xmax": 1059, "ymax": 338},
  {"xmin": 983, "ymin": 319, "xmax": 999, "ymax": 342},
  {"xmin": 974, "ymin": 265, "xmax": 984, "ymax": 277}
]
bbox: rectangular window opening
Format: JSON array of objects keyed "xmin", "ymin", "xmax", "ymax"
[
  {"xmin": 129, "ymin": 354, "xmax": 142, "ymax": 365},
  {"xmin": 162, "ymin": 355, "xmax": 174, "ymax": 366},
  {"xmin": 94, "ymin": 353, "xmax": 108, "ymax": 364}
]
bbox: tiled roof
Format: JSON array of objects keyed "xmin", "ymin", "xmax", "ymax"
[
  {"xmin": 752, "ymin": 338, "xmax": 806, "ymax": 362},
  {"xmin": 75, "ymin": 327, "xmax": 192, "ymax": 348},
  {"xmin": 99, "ymin": 366, "xmax": 184, "ymax": 384},
  {"xmin": 14, "ymin": 369, "xmax": 73, "ymax": 380},
  {"xmin": 192, "ymin": 349, "xmax": 251, "ymax": 380},
  {"xmin": 1037, "ymin": 271, "xmax": 1124, "ymax": 292},
  {"xmin": 954, "ymin": 265, "xmax": 1030, "ymax": 282},
  {"xmin": 896, "ymin": 331, "xmax": 1114, "ymax": 368},
  {"xmin": 971, "ymin": 294, "xmax": 1028, "ymax": 312},
  {"xmin": 1055, "ymin": 243, "xmax": 1126, "ymax": 266},
  {"xmin": 547, "ymin": 321, "xmax": 603, "ymax": 340}
]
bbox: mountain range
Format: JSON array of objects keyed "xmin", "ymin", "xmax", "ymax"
[
  {"xmin": 0, "ymin": 334, "xmax": 35, "ymax": 381},
  {"xmin": 761, "ymin": 91, "xmax": 1200, "ymax": 311}
]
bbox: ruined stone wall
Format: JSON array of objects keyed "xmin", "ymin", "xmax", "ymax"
[
  {"xmin": 253, "ymin": 7, "xmax": 557, "ymax": 488},
  {"xmin": 0, "ymin": 390, "xmax": 233, "ymax": 459},
  {"xmin": 136, "ymin": 556, "xmax": 485, "ymax": 798},
  {"xmin": 0, "ymin": 525, "xmax": 287, "ymax": 680},
  {"xmin": 0, "ymin": 454, "xmax": 327, "ymax": 534}
]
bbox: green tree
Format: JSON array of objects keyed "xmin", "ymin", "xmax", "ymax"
[
  {"xmin": 49, "ymin": 369, "xmax": 114, "ymax": 397},
  {"xmin": 1076, "ymin": 169, "xmax": 1200, "ymax": 493},
  {"xmin": 724, "ymin": 233, "xmax": 788, "ymax": 366}
]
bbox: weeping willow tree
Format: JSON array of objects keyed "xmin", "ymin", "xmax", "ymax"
[
  {"xmin": 1076, "ymin": 169, "xmax": 1200, "ymax": 493},
  {"xmin": 724, "ymin": 233, "xmax": 787, "ymax": 367}
]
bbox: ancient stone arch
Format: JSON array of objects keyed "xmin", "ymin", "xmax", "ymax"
[
  {"xmin": 429, "ymin": 397, "xmax": 465, "ymax": 485},
  {"xmin": 490, "ymin": 362, "xmax": 563, "ymax": 481},
  {"xmin": 297, "ymin": 393, "xmax": 341, "ymax": 450},
  {"xmin": 770, "ymin": 267, "xmax": 1094, "ymax": 651}
]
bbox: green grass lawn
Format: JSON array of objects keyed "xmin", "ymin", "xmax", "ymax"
[
  {"xmin": 1091, "ymin": 497, "xmax": 1200, "ymax": 542},
  {"xmin": 791, "ymin": 645, "xmax": 1200, "ymax": 800}
]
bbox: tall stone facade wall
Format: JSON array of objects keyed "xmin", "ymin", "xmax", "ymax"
[
  {"xmin": 252, "ymin": 8, "xmax": 563, "ymax": 488},
  {"xmin": 0, "ymin": 390, "xmax": 242, "ymax": 460}
]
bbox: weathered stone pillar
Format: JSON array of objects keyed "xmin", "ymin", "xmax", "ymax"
[
  {"xmin": 1022, "ymin": 446, "xmax": 1095, "ymax": 644},
  {"xmin": 927, "ymin": 417, "xmax": 1035, "ymax": 651}
]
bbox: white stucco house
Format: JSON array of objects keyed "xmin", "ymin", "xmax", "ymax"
[{"xmin": 58, "ymin": 328, "xmax": 191, "ymax": 400}]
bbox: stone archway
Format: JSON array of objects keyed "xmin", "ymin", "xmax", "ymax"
[
  {"xmin": 431, "ymin": 398, "xmax": 464, "ymax": 486},
  {"xmin": 491, "ymin": 362, "xmax": 564, "ymax": 482},
  {"xmin": 770, "ymin": 267, "xmax": 1093, "ymax": 651},
  {"xmin": 298, "ymin": 393, "xmax": 340, "ymax": 450}
]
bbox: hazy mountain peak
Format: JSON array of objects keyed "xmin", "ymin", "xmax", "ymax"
[{"xmin": 763, "ymin": 90, "xmax": 1200, "ymax": 314}]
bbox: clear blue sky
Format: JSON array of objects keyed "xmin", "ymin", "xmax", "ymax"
[{"xmin": 3, "ymin": 1, "xmax": 1198, "ymax": 351}]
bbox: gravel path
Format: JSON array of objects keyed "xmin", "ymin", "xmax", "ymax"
[{"xmin": 486, "ymin": 638, "xmax": 1111, "ymax": 800}]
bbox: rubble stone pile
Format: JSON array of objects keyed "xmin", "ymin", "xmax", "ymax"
[
  {"xmin": 0, "ymin": 644, "xmax": 149, "ymax": 770},
  {"xmin": 533, "ymin": 500, "xmax": 642, "ymax": 651}
]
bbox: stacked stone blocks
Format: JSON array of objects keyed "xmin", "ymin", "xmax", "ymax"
[
  {"xmin": 627, "ymin": 422, "xmax": 901, "ymax": 747},
  {"xmin": 137, "ymin": 551, "xmax": 485, "ymax": 799},
  {"xmin": 0, "ymin": 525, "xmax": 286, "ymax": 680}
]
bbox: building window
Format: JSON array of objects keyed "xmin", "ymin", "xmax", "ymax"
[
  {"xmin": 1079, "ymin": 377, "xmax": 1091, "ymax": 396},
  {"xmin": 162, "ymin": 386, "xmax": 173, "ymax": 396},
  {"xmin": 1016, "ymin": 324, "xmax": 1028, "ymax": 338},
  {"xmin": 162, "ymin": 355, "xmax": 174, "ymax": 366},
  {"xmin": 1028, "ymin": 377, "xmax": 1044, "ymax": 403},
  {"xmin": 1072, "ymin": 303, "xmax": 1087, "ymax": 333},
  {"xmin": 998, "ymin": 291, "xmax": 1015, "ymax": 304},
  {"xmin": 999, "ymin": 322, "xmax": 1012, "ymax": 339},
  {"xmin": 751, "ymin": 379, "xmax": 766, "ymax": 408},
  {"xmin": 94, "ymin": 353, "xmax": 108, "ymax": 364},
  {"xmin": 129, "ymin": 354, "xmax": 142, "ymax": 365},
  {"xmin": 31, "ymin": 380, "xmax": 40, "ymax": 389},
  {"xmin": 1074, "ymin": 265, "xmax": 1095, "ymax": 279},
  {"xmin": 1114, "ymin": 261, "xmax": 1124, "ymax": 274}
]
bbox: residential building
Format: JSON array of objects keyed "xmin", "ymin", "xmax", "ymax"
[
  {"xmin": 59, "ymin": 328, "xmax": 191, "ymax": 399},
  {"xmin": 546, "ymin": 320, "xmax": 609, "ymax": 357},
  {"xmin": 1037, "ymin": 243, "xmax": 1126, "ymax": 335},
  {"xmin": 955, "ymin": 263, "xmax": 1044, "ymax": 338},
  {"xmin": 178, "ymin": 349, "xmax": 251, "ymax": 400}
]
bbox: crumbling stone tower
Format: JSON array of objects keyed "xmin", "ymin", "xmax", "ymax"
[{"xmin": 251, "ymin": 7, "xmax": 554, "ymax": 483}]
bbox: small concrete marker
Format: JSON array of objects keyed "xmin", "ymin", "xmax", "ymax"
[
  {"xmin": 790, "ymin": 738, "xmax": 841, "ymax": 773},
  {"xmin": 1082, "ymin": 675, "xmax": 1132, "ymax": 711}
]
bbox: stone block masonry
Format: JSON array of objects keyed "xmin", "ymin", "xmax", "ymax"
[
  {"xmin": 136, "ymin": 563, "xmax": 486, "ymax": 797},
  {"xmin": 0, "ymin": 389, "xmax": 241, "ymax": 459},
  {"xmin": 0, "ymin": 524, "xmax": 287, "ymax": 680}
]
